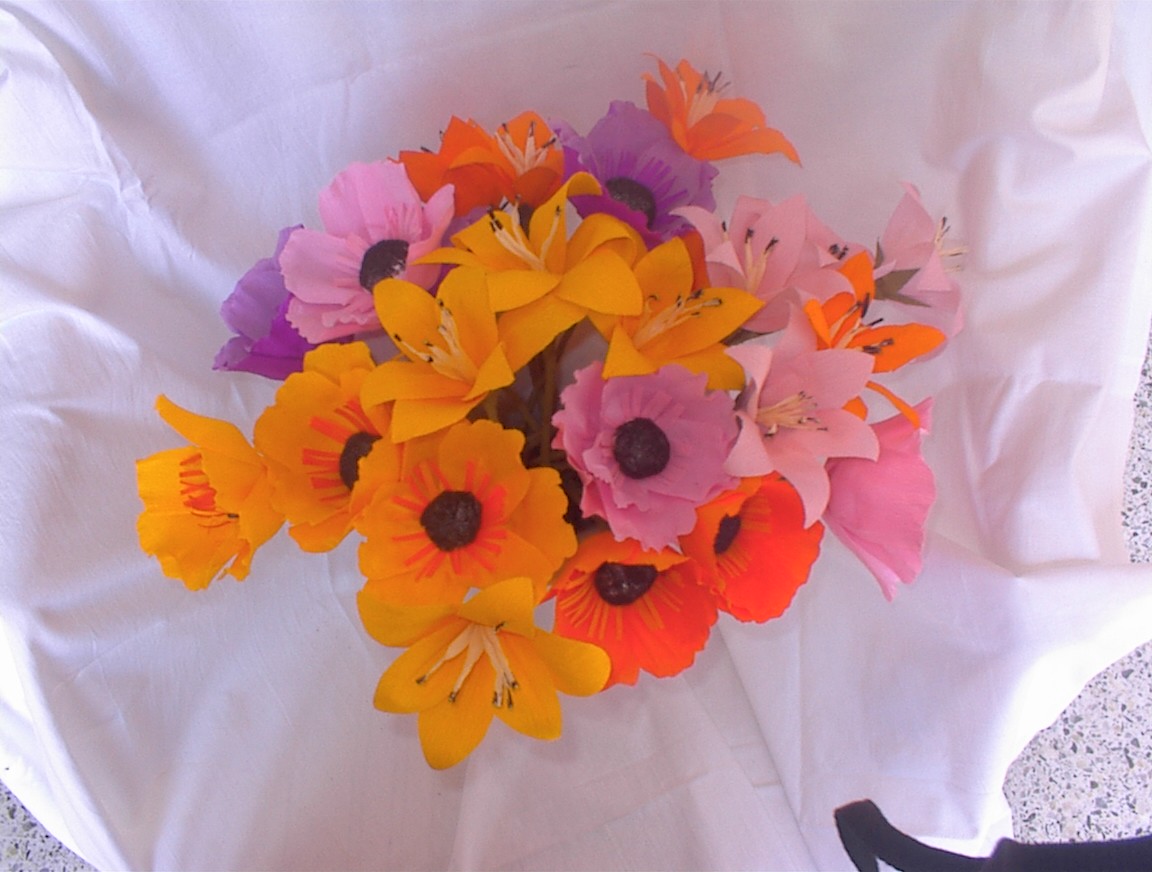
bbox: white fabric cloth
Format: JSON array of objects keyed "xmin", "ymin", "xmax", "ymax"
[{"xmin": 2, "ymin": 2, "xmax": 1151, "ymax": 869}]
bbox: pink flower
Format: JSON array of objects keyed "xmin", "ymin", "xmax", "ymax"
[
  {"xmin": 824, "ymin": 401, "xmax": 935, "ymax": 599},
  {"xmin": 553, "ymin": 362, "xmax": 738, "ymax": 550},
  {"xmin": 874, "ymin": 183, "xmax": 963, "ymax": 338},
  {"xmin": 725, "ymin": 326, "xmax": 879, "ymax": 527},
  {"xmin": 280, "ymin": 161, "xmax": 454, "ymax": 343},
  {"xmin": 677, "ymin": 195, "xmax": 861, "ymax": 334}
]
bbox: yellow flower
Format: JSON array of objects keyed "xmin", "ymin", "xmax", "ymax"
[
  {"xmin": 592, "ymin": 236, "xmax": 763, "ymax": 390},
  {"xmin": 253, "ymin": 342, "xmax": 399, "ymax": 552},
  {"xmin": 136, "ymin": 396, "xmax": 283, "ymax": 590},
  {"xmin": 360, "ymin": 576, "xmax": 610, "ymax": 769},
  {"xmin": 356, "ymin": 419, "xmax": 575, "ymax": 606},
  {"xmin": 362, "ymin": 268, "xmax": 519, "ymax": 442},
  {"xmin": 423, "ymin": 172, "xmax": 648, "ymax": 365}
]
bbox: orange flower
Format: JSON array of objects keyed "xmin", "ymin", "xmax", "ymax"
[
  {"xmin": 136, "ymin": 396, "xmax": 283, "ymax": 590},
  {"xmin": 397, "ymin": 112, "xmax": 565, "ymax": 216},
  {"xmin": 549, "ymin": 532, "xmax": 717, "ymax": 687},
  {"xmin": 357, "ymin": 419, "xmax": 576, "ymax": 606},
  {"xmin": 643, "ymin": 57, "xmax": 799, "ymax": 163},
  {"xmin": 253, "ymin": 342, "xmax": 399, "ymax": 552},
  {"xmin": 804, "ymin": 251, "xmax": 946, "ymax": 424},
  {"xmin": 682, "ymin": 475, "xmax": 823, "ymax": 622}
]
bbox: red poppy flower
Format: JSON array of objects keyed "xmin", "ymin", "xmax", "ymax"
[
  {"xmin": 549, "ymin": 532, "xmax": 717, "ymax": 687},
  {"xmin": 683, "ymin": 475, "xmax": 823, "ymax": 622}
]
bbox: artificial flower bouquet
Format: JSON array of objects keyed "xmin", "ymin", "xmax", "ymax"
[{"xmin": 136, "ymin": 57, "xmax": 962, "ymax": 769}]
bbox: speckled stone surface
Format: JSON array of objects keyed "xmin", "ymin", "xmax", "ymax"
[
  {"xmin": 1001, "ymin": 328, "xmax": 1152, "ymax": 844},
  {"xmin": 0, "ymin": 352, "xmax": 1148, "ymax": 869}
]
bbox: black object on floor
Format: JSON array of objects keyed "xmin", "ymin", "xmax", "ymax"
[{"xmin": 834, "ymin": 799, "xmax": 1152, "ymax": 872}]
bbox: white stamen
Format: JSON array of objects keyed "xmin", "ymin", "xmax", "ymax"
[
  {"xmin": 487, "ymin": 208, "xmax": 552, "ymax": 272},
  {"xmin": 395, "ymin": 302, "xmax": 478, "ymax": 383},
  {"xmin": 494, "ymin": 121, "xmax": 556, "ymax": 176},
  {"xmin": 631, "ymin": 291, "xmax": 722, "ymax": 349},
  {"xmin": 756, "ymin": 391, "xmax": 822, "ymax": 436},
  {"xmin": 415, "ymin": 623, "xmax": 519, "ymax": 708}
]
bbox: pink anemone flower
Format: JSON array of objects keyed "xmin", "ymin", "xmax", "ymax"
[
  {"xmin": 280, "ymin": 161, "xmax": 454, "ymax": 343},
  {"xmin": 825, "ymin": 400, "xmax": 935, "ymax": 599},
  {"xmin": 725, "ymin": 322, "xmax": 879, "ymax": 527},
  {"xmin": 553, "ymin": 362, "xmax": 738, "ymax": 551}
]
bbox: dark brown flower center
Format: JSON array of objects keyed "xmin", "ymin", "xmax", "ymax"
[
  {"xmin": 593, "ymin": 562, "xmax": 658, "ymax": 606},
  {"xmin": 605, "ymin": 177, "xmax": 657, "ymax": 228},
  {"xmin": 713, "ymin": 514, "xmax": 742, "ymax": 555},
  {"xmin": 613, "ymin": 417, "xmax": 670, "ymax": 479},
  {"xmin": 359, "ymin": 238, "xmax": 410, "ymax": 290},
  {"xmin": 420, "ymin": 490, "xmax": 483, "ymax": 551},
  {"xmin": 338, "ymin": 431, "xmax": 380, "ymax": 489}
]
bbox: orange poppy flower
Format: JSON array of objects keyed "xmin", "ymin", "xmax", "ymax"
[
  {"xmin": 397, "ymin": 111, "xmax": 565, "ymax": 216},
  {"xmin": 643, "ymin": 57, "xmax": 800, "ymax": 163},
  {"xmin": 356, "ymin": 419, "xmax": 576, "ymax": 606},
  {"xmin": 804, "ymin": 251, "xmax": 946, "ymax": 425},
  {"xmin": 549, "ymin": 532, "xmax": 717, "ymax": 687},
  {"xmin": 682, "ymin": 475, "xmax": 823, "ymax": 622},
  {"xmin": 136, "ymin": 396, "xmax": 283, "ymax": 590},
  {"xmin": 253, "ymin": 342, "xmax": 399, "ymax": 552}
]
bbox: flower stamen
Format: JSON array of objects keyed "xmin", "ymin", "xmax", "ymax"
[
  {"xmin": 631, "ymin": 289, "xmax": 723, "ymax": 348},
  {"xmin": 393, "ymin": 301, "xmax": 479, "ymax": 383},
  {"xmin": 415, "ymin": 624, "xmax": 519, "ymax": 707},
  {"xmin": 755, "ymin": 391, "xmax": 822, "ymax": 436}
]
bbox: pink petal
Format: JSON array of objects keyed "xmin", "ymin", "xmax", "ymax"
[{"xmin": 825, "ymin": 401, "xmax": 935, "ymax": 599}]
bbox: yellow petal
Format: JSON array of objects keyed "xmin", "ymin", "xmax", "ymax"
[
  {"xmin": 602, "ymin": 324, "xmax": 658, "ymax": 379},
  {"xmin": 497, "ymin": 296, "xmax": 586, "ymax": 371},
  {"xmin": 391, "ymin": 396, "xmax": 483, "ymax": 442},
  {"xmin": 301, "ymin": 341, "xmax": 377, "ymax": 383},
  {"xmin": 494, "ymin": 635, "xmax": 562, "ymax": 741},
  {"xmin": 566, "ymin": 213, "xmax": 645, "ymax": 267},
  {"xmin": 534, "ymin": 631, "xmax": 611, "ymax": 697},
  {"xmin": 464, "ymin": 344, "xmax": 516, "ymax": 401},
  {"xmin": 155, "ymin": 396, "xmax": 252, "ymax": 462},
  {"xmin": 373, "ymin": 279, "xmax": 442, "ymax": 360},
  {"xmin": 416, "ymin": 660, "xmax": 497, "ymax": 769},
  {"xmin": 554, "ymin": 249, "xmax": 643, "ymax": 316},
  {"xmin": 358, "ymin": 579, "xmax": 456, "ymax": 647},
  {"xmin": 634, "ymin": 237, "xmax": 694, "ymax": 302},
  {"xmin": 362, "ymin": 360, "xmax": 466, "ymax": 404},
  {"xmin": 374, "ymin": 622, "xmax": 465, "ymax": 713},
  {"xmin": 457, "ymin": 576, "xmax": 537, "ymax": 635},
  {"xmin": 487, "ymin": 270, "xmax": 561, "ymax": 312}
]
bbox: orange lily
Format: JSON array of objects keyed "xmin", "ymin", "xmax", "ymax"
[
  {"xmin": 397, "ymin": 112, "xmax": 565, "ymax": 216},
  {"xmin": 804, "ymin": 251, "xmax": 946, "ymax": 424},
  {"xmin": 643, "ymin": 56, "xmax": 800, "ymax": 163}
]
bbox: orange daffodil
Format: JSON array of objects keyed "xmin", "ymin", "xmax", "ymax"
[
  {"xmin": 137, "ymin": 397, "xmax": 283, "ymax": 590},
  {"xmin": 139, "ymin": 55, "xmax": 960, "ymax": 770},
  {"xmin": 643, "ymin": 57, "xmax": 800, "ymax": 163}
]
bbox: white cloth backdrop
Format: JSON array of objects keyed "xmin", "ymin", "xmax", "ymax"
[{"xmin": 2, "ymin": 2, "xmax": 1151, "ymax": 869}]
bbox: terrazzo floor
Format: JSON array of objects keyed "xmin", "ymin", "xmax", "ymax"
[{"xmin": 2, "ymin": 336, "xmax": 1150, "ymax": 869}]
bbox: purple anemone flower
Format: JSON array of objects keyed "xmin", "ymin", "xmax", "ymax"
[
  {"xmin": 214, "ymin": 226, "xmax": 331, "ymax": 380},
  {"xmin": 553, "ymin": 361, "xmax": 738, "ymax": 550},
  {"xmin": 554, "ymin": 101, "xmax": 718, "ymax": 246}
]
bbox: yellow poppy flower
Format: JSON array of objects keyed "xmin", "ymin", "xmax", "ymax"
[
  {"xmin": 253, "ymin": 342, "xmax": 399, "ymax": 552},
  {"xmin": 356, "ymin": 419, "xmax": 575, "ymax": 606},
  {"xmin": 591, "ymin": 236, "xmax": 763, "ymax": 390},
  {"xmin": 422, "ymin": 172, "xmax": 648, "ymax": 365},
  {"xmin": 360, "ymin": 576, "xmax": 610, "ymax": 769},
  {"xmin": 136, "ymin": 396, "xmax": 283, "ymax": 590},
  {"xmin": 362, "ymin": 268, "xmax": 519, "ymax": 442}
]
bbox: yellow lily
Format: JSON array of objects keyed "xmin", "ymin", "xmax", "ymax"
[
  {"xmin": 360, "ymin": 576, "xmax": 610, "ymax": 769},
  {"xmin": 591, "ymin": 236, "xmax": 763, "ymax": 390},
  {"xmin": 422, "ymin": 172, "xmax": 648, "ymax": 365},
  {"xmin": 363, "ymin": 268, "xmax": 519, "ymax": 442}
]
